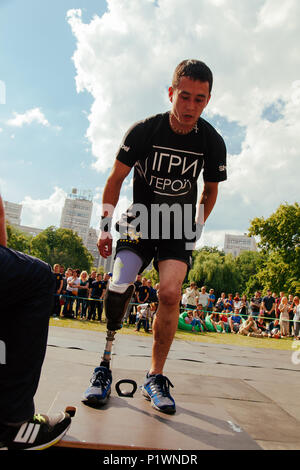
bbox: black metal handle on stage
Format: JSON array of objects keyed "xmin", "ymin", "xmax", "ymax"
[{"xmin": 115, "ymin": 379, "xmax": 137, "ymax": 397}]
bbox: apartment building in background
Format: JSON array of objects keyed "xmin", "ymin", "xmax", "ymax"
[
  {"xmin": 60, "ymin": 188, "xmax": 93, "ymax": 245},
  {"xmin": 3, "ymin": 200, "xmax": 22, "ymax": 226},
  {"xmin": 224, "ymin": 233, "xmax": 257, "ymax": 257}
]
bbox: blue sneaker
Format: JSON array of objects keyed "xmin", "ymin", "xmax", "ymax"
[
  {"xmin": 141, "ymin": 373, "xmax": 176, "ymax": 414},
  {"xmin": 83, "ymin": 366, "xmax": 112, "ymax": 406}
]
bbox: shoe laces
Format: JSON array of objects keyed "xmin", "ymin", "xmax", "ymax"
[
  {"xmin": 91, "ymin": 368, "xmax": 110, "ymax": 387},
  {"xmin": 32, "ymin": 414, "xmax": 47, "ymax": 424},
  {"xmin": 150, "ymin": 375, "xmax": 174, "ymax": 397}
]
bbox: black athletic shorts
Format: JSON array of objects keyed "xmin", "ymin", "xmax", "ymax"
[{"xmin": 115, "ymin": 236, "xmax": 193, "ymax": 273}]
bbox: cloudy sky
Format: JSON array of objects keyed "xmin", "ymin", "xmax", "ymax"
[{"xmin": 0, "ymin": 0, "xmax": 299, "ymax": 249}]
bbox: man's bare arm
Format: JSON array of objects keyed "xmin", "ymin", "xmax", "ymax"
[
  {"xmin": 197, "ymin": 181, "xmax": 219, "ymax": 224},
  {"xmin": 98, "ymin": 160, "xmax": 132, "ymax": 258},
  {"xmin": 0, "ymin": 196, "xmax": 7, "ymax": 247}
]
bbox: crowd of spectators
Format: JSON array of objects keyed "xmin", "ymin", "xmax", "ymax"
[
  {"xmin": 51, "ymin": 264, "xmax": 300, "ymax": 341},
  {"xmin": 52, "ymin": 264, "xmax": 111, "ymax": 322},
  {"xmin": 181, "ymin": 283, "xmax": 300, "ymax": 340}
]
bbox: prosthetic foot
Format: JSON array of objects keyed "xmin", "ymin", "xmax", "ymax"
[{"xmin": 83, "ymin": 282, "xmax": 135, "ymax": 406}]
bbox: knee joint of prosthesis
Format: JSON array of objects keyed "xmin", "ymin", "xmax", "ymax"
[{"xmin": 104, "ymin": 281, "xmax": 135, "ymax": 331}]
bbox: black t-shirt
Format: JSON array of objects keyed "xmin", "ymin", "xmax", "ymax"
[
  {"xmin": 91, "ymin": 280, "xmax": 105, "ymax": 298},
  {"xmin": 262, "ymin": 295, "xmax": 275, "ymax": 312},
  {"xmin": 116, "ymin": 112, "xmax": 227, "ymax": 238},
  {"xmin": 54, "ymin": 273, "xmax": 63, "ymax": 292},
  {"xmin": 137, "ymin": 285, "xmax": 150, "ymax": 302},
  {"xmin": 251, "ymin": 297, "xmax": 262, "ymax": 313}
]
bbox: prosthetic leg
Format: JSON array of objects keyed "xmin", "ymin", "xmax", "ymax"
[
  {"xmin": 100, "ymin": 283, "xmax": 135, "ymax": 368},
  {"xmin": 83, "ymin": 250, "xmax": 142, "ymax": 406}
]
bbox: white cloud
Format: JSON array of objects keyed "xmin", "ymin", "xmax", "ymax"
[
  {"xmin": 6, "ymin": 107, "xmax": 62, "ymax": 131},
  {"xmin": 20, "ymin": 187, "xmax": 67, "ymax": 229},
  {"xmin": 66, "ymin": 0, "xmax": 300, "ymax": 239}
]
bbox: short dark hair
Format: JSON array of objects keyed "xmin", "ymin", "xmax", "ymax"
[{"xmin": 172, "ymin": 59, "xmax": 213, "ymax": 93}]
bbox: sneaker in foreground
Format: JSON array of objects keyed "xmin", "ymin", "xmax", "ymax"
[
  {"xmin": 82, "ymin": 366, "xmax": 112, "ymax": 406},
  {"xmin": 141, "ymin": 373, "xmax": 176, "ymax": 414},
  {"xmin": 0, "ymin": 412, "xmax": 71, "ymax": 450}
]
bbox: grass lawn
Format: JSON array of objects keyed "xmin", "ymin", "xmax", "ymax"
[{"xmin": 49, "ymin": 316, "xmax": 296, "ymax": 352}]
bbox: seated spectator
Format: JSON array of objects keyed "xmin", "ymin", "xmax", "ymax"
[
  {"xmin": 135, "ymin": 303, "xmax": 151, "ymax": 332},
  {"xmin": 293, "ymin": 296, "xmax": 300, "ymax": 340},
  {"xmin": 184, "ymin": 310, "xmax": 201, "ymax": 333},
  {"xmin": 185, "ymin": 282, "xmax": 199, "ymax": 309},
  {"xmin": 195, "ymin": 304, "xmax": 208, "ymax": 331},
  {"xmin": 229, "ymin": 308, "xmax": 242, "ymax": 333},
  {"xmin": 256, "ymin": 313, "xmax": 268, "ymax": 336},
  {"xmin": 220, "ymin": 309, "xmax": 230, "ymax": 324},
  {"xmin": 239, "ymin": 315, "xmax": 262, "ymax": 337},
  {"xmin": 250, "ymin": 291, "xmax": 262, "ymax": 318},
  {"xmin": 209, "ymin": 309, "xmax": 226, "ymax": 333},
  {"xmin": 216, "ymin": 292, "xmax": 226, "ymax": 312},
  {"xmin": 267, "ymin": 319, "xmax": 281, "ymax": 338},
  {"xmin": 278, "ymin": 296, "xmax": 290, "ymax": 337}
]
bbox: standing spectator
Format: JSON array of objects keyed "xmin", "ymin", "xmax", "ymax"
[
  {"xmin": 293, "ymin": 296, "xmax": 300, "ymax": 340},
  {"xmin": 198, "ymin": 286, "xmax": 210, "ymax": 311},
  {"xmin": 233, "ymin": 293, "xmax": 241, "ymax": 310},
  {"xmin": 261, "ymin": 289, "xmax": 276, "ymax": 320},
  {"xmin": 89, "ymin": 273, "xmax": 106, "ymax": 321},
  {"xmin": 52, "ymin": 264, "xmax": 63, "ymax": 317},
  {"xmin": 229, "ymin": 308, "xmax": 242, "ymax": 333},
  {"xmin": 275, "ymin": 291, "xmax": 285, "ymax": 319},
  {"xmin": 147, "ymin": 279, "xmax": 158, "ymax": 303},
  {"xmin": 224, "ymin": 293, "xmax": 234, "ymax": 313},
  {"xmin": 250, "ymin": 291, "xmax": 262, "ymax": 318},
  {"xmin": 87, "ymin": 271, "xmax": 97, "ymax": 318},
  {"xmin": 287, "ymin": 294, "xmax": 295, "ymax": 335},
  {"xmin": 70, "ymin": 269, "xmax": 81, "ymax": 318},
  {"xmin": 184, "ymin": 282, "xmax": 199, "ymax": 309},
  {"xmin": 77, "ymin": 271, "xmax": 89, "ymax": 319},
  {"xmin": 239, "ymin": 294, "xmax": 250, "ymax": 319},
  {"xmin": 206, "ymin": 288, "xmax": 215, "ymax": 312},
  {"xmin": 136, "ymin": 277, "xmax": 150, "ymax": 304},
  {"xmin": 62, "ymin": 269, "xmax": 78, "ymax": 318},
  {"xmin": 102, "ymin": 272, "xmax": 111, "ymax": 289},
  {"xmin": 278, "ymin": 296, "xmax": 290, "ymax": 337},
  {"xmin": 216, "ymin": 292, "xmax": 226, "ymax": 312}
]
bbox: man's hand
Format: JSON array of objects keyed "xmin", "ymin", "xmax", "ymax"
[{"xmin": 97, "ymin": 231, "xmax": 113, "ymax": 258}]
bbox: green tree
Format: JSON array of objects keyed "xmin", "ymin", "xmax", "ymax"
[
  {"xmin": 188, "ymin": 248, "xmax": 241, "ymax": 297},
  {"xmin": 30, "ymin": 226, "xmax": 93, "ymax": 272},
  {"xmin": 6, "ymin": 223, "xmax": 32, "ymax": 254},
  {"xmin": 248, "ymin": 202, "xmax": 300, "ymax": 295}
]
